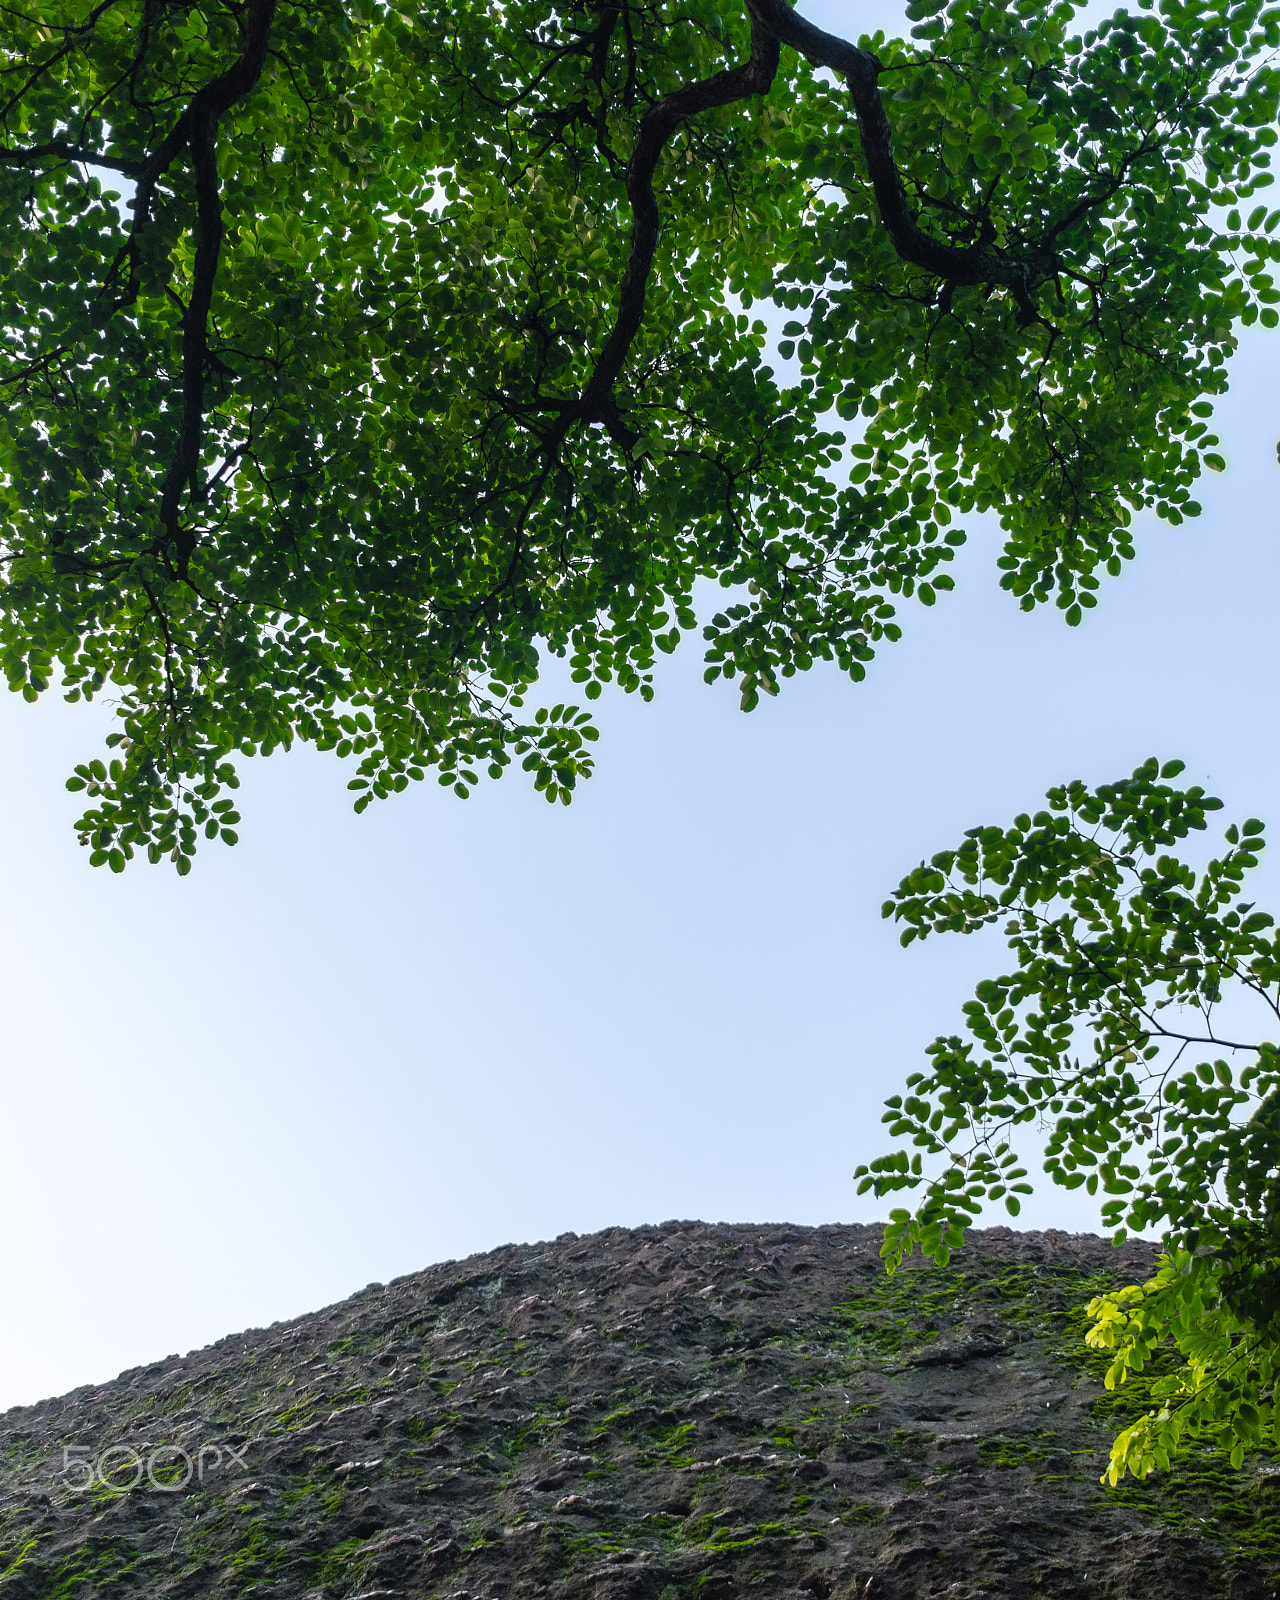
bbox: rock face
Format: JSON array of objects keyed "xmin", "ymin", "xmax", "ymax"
[{"xmin": 1, "ymin": 1222, "xmax": 1278, "ymax": 1599}]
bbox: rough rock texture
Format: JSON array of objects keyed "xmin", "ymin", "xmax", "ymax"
[{"xmin": 1, "ymin": 1222, "xmax": 1278, "ymax": 1599}]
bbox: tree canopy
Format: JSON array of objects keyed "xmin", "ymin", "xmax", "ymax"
[{"xmin": 2, "ymin": 0, "xmax": 1278, "ymax": 868}]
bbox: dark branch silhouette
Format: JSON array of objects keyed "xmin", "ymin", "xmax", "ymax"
[
  {"xmin": 0, "ymin": 140, "xmax": 143, "ymax": 173},
  {"xmin": 750, "ymin": 0, "xmax": 1057, "ymax": 316},
  {"xmin": 571, "ymin": 10, "xmax": 781, "ymax": 437},
  {"xmin": 563, "ymin": 0, "xmax": 1070, "ymax": 453},
  {"xmin": 151, "ymin": 0, "xmax": 277, "ymax": 573}
]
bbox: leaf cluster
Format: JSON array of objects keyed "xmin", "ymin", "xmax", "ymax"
[{"xmin": 860, "ymin": 758, "xmax": 1280, "ymax": 1479}]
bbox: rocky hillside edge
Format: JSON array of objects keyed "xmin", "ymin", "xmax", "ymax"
[{"xmin": 0, "ymin": 1222, "xmax": 1278, "ymax": 1599}]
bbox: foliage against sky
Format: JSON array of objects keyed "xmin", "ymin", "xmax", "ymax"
[
  {"xmin": 1, "ymin": 0, "xmax": 1277, "ymax": 869},
  {"xmin": 863, "ymin": 762, "xmax": 1280, "ymax": 1481}
]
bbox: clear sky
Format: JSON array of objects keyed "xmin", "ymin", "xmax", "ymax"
[{"xmin": 1, "ymin": 0, "xmax": 1277, "ymax": 1412}]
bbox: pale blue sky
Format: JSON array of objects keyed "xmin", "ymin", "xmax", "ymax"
[{"xmin": 0, "ymin": 0, "xmax": 1276, "ymax": 1410}]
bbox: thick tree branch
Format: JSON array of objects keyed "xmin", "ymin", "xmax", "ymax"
[
  {"xmin": 157, "ymin": 98, "xmax": 221, "ymax": 564},
  {"xmin": 567, "ymin": 0, "xmax": 1074, "ymax": 451},
  {"xmin": 0, "ymin": 140, "xmax": 142, "ymax": 174},
  {"xmin": 145, "ymin": 0, "xmax": 276, "ymax": 571},
  {"xmin": 748, "ymin": 0, "xmax": 1057, "ymax": 318},
  {"xmin": 571, "ymin": 12, "xmax": 781, "ymax": 435}
]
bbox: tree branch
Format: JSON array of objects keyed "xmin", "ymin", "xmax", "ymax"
[
  {"xmin": 145, "ymin": 0, "xmax": 277, "ymax": 573},
  {"xmin": 0, "ymin": 140, "xmax": 142, "ymax": 174},
  {"xmin": 571, "ymin": 11, "xmax": 782, "ymax": 435},
  {"xmin": 567, "ymin": 0, "xmax": 1078, "ymax": 448},
  {"xmin": 747, "ymin": 0, "xmax": 1058, "ymax": 319}
]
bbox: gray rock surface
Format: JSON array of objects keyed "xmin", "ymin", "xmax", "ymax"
[{"xmin": 0, "ymin": 1222, "xmax": 1277, "ymax": 1598}]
